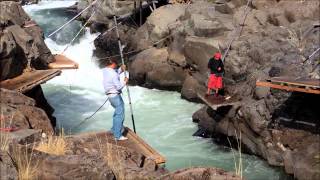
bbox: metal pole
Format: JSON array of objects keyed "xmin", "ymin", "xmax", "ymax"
[
  {"xmin": 139, "ymin": 0, "xmax": 142, "ymax": 26},
  {"xmin": 113, "ymin": 16, "xmax": 137, "ymax": 133},
  {"xmin": 134, "ymin": 1, "xmax": 137, "ymax": 22}
]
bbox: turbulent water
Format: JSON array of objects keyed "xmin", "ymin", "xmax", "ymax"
[{"xmin": 24, "ymin": 1, "xmax": 290, "ymax": 179}]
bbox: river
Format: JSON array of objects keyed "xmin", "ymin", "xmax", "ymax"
[{"xmin": 24, "ymin": 1, "xmax": 290, "ymax": 179}]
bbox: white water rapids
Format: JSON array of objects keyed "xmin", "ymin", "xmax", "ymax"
[{"xmin": 23, "ymin": 1, "xmax": 290, "ymax": 179}]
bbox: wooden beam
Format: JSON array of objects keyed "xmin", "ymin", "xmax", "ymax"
[
  {"xmin": 49, "ymin": 54, "xmax": 79, "ymax": 70},
  {"xmin": 256, "ymin": 81, "xmax": 320, "ymax": 95},
  {"xmin": 0, "ymin": 70, "xmax": 61, "ymax": 93}
]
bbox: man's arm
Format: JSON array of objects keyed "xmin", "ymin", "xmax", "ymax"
[{"xmin": 112, "ymin": 75, "xmax": 126, "ymax": 91}]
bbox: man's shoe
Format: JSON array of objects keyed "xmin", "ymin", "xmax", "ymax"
[{"xmin": 116, "ymin": 136, "xmax": 128, "ymax": 141}]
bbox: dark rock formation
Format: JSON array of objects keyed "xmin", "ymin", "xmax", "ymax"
[
  {"xmin": 0, "ymin": 1, "xmax": 54, "ymax": 81},
  {"xmin": 77, "ymin": 0, "xmax": 320, "ymax": 179},
  {"xmin": 0, "ymin": 88, "xmax": 54, "ymax": 135},
  {"xmin": 128, "ymin": 0, "xmax": 319, "ymax": 179},
  {"xmin": 160, "ymin": 167, "xmax": 241, "ymax": 180},
  {"xmin": 1, "ymin": 130, "xmax": 242, "ymax": 180}
]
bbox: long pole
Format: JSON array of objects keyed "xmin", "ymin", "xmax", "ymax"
[{"xmin": 113, "ymin": 16, "xmax": 137, "ymax": 133}]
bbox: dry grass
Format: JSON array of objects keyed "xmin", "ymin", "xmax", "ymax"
[
  {"xmin": 96, "ymin": 135, "xmax": 126, "ymax": 180},
  {"xmin": 12, "ymin": 144, "xmax": 38, "ymax": 180},
  {"xmin": 227, "ymin": 130, "xmax": 243, "ymax": 179},
  {"xmin": 36, "ymin": 129, "xmax": 66, "ymax": 155},
  {"xmin": 0, "ymin": 113, "xmax": 12, "ymax": 151}
]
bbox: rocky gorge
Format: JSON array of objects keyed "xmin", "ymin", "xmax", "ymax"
[
  {"xmin": 78, "ymin": 0, "xmax": 320, "ymax": 179},
  {"xmin": 0, "ymin": 0, "xmax": 244, "ymax": 179},
  {"xmin": 0, "ymin": 0, "xmax": 319, "ymax": 179}
]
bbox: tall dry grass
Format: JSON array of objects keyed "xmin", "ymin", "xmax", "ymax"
[
  {"xmin": 96, "ymin": 135, "xmax": 126, "ymax": 180},
  {"xmin": 36, "ymin": 129, "xmax": 66, "ymax": 155},
  {"xmin": 11, "ymin": 144, "xmax": 38, "ymax": 180},
  {"xmin": 227, "ymin": 130, "xmax": 243, "ymax": 179}
]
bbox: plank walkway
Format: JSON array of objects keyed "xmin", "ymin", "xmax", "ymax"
[
  {"xmin": 75, "ymin": 127, "xmax": 166, "ymax": 164},
  {"xmin": 256, "ymin": 76, "xmax": 320, "ymax": 95},
  {"xmin": 197, "ymin": 92, "xmax": 240, "ymax": 110},
  {"xmin": 49, "ymin": 55, "xmax": 79, "ymax": 70},
  {"xmin": 0, "ymin": 70, "xmax": 61, "ymax": 93}
]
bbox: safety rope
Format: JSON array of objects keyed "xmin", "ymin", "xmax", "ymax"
[
  {"xmin": 47, "ymin": 0, "xmax": 98, "ymax": 38},
  {"xmin": 69, "ymin": 97, "xmax": 110, "ymax": 131},
  {"xmin": 222, "ymin": 0, "xmax": 253, "ymax": 62},
  {"xmin": 61, "ymin": 0, "xmax": 104, "ymax": 54}
]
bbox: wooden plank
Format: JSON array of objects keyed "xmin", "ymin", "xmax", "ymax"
[
  {"xmin": 256, "ymin": 81, "xmax": 320, "ymax": 95},
  {"xmin": 74, "ymin": 127, "xmax": 166, "ymax": 165},
  {"xmin": 197, "ymin": 93, "xmax": 240, "ymax": 110},
  {"xmin": 49, "ymin": 54, "xmax": 79, "ymax": 69},
  {"xmin": 0, "ymin": 70, "xmax": 61, "ymax": 93},
  {"xmin": 125, "ymin": 127, "xmax": 165, "ymax": 164},
  {"xmin": 269, "ymin": 77, "xmax": 320, "ymax": 89}
]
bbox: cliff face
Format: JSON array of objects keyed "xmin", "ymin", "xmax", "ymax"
[
  {"xmin": 0, "ymin": 1, "xmax": 56, "ymax": 130},
  {"xmin": 86, "ymin": 0, "xmax": 320, "ymax": 179},
  {"xmin": 0, "ymin": 1, "xmax": 54, "ymax": 81}
]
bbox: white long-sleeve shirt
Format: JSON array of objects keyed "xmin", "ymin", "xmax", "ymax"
[{"xmin": 102, "ymin": 67, "xmax": 125, "ymax": 95}]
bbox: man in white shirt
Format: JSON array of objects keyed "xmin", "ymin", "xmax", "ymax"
[{"xmin": 102, "ymin": 59, "xmax": 128, "ymax": 141}]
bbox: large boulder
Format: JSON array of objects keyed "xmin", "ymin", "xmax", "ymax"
[
  {"xmin": 0, "ymin": 88, "xmax": 54, "ymax": 135},
  {"xmin": 184, "ymin": 36, "xmax": 222, "ymax": 75},
  {"xmin": 0, "ymin": 1, "xmax": 54, "ymax": 81},
  {"xmin": 130, "ymin": 47, "xmax": 186, "ymax": 90},
  {"xmin": 146, "ymin": 4, "xmax": 186, "ymax": 42}
]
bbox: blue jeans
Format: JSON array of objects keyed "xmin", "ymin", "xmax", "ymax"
[{"xmin": 108, "ymin": 94, "xmax": 125, "ymax": 139}]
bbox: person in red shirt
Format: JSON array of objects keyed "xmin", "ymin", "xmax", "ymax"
[{"xmin": 207, "ymin": 52, "xmax": 224, "ymax": 96}]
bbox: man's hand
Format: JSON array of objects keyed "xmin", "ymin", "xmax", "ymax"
[
  {"xmin": 120, "ymin": 64, "xmax": 127, "ymax": 72},
  {"xmin": 218, "ymin": 67, "xmax": 221, "ymax": 71},
  {"xmin": 124, "ymin": 77, "xmax": 129, "ymax": 84}
]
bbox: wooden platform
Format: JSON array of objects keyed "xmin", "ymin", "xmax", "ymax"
[
  {"xmin": 49, "ymin": 54, "xmax": 79, "ymax": 70},
  {"xmin": 197, "ymin": 93, "xmax": 240, "ymax": 110},
  {"xmin": 75, "ymin": 127, "xmax": 166, "ymax": 164},
  {"xmin": 256, "ymin": 76, "xmax": 320, "ymax": 95},
  {"xmin": 0, "ymin": 70, "xmax": 61, "ymax": 93}
]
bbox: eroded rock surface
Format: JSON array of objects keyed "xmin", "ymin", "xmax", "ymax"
[
  {"xmin": 0, "ymin": 1, "xmax": 54, "ymax": 81},
  {"xmin": 0, "ymin": 88, "xmax": 54, "ymax": 134}
]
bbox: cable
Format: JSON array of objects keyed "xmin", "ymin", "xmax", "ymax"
[
  {"xmin": 69, "ymin": 97, "xmax": 109, "ymax": 131},
  {"xmin": 222, "ymin": 0, "xmax": 252, "ymax": 62},
  {"xmin": 47, "ymin": 0, "xmax": 98, "ymax": 38},
  {"xmin": 61, "ymin": 0, "xmax": 104, "ymax": 54}
]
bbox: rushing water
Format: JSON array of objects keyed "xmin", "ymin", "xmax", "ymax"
[{"xmin": 24, "ymin": 1, "xmax": 291, "ymax": 179}]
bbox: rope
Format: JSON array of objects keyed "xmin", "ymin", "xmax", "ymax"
[
  {"xmin": 303, "ymin": 47, "xmax": 320, "ymax": 63},
  {"xmin": 96, "ymin": 27, "xmax": 179, "ymax": 61},
  {"xmin": 69, "ymin": 97, "xmax": 110, "ymax": 131},
  {"xmin": 47, "ymin": 0, "xmax": 98, "ymax": 38},
  {"xmin": 61, "ymin": 0, "xmax": 104, "ymax": 54},
  {"xmin": 222, "ymin": 0, "xmax": 253, "ymax": 62}
]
